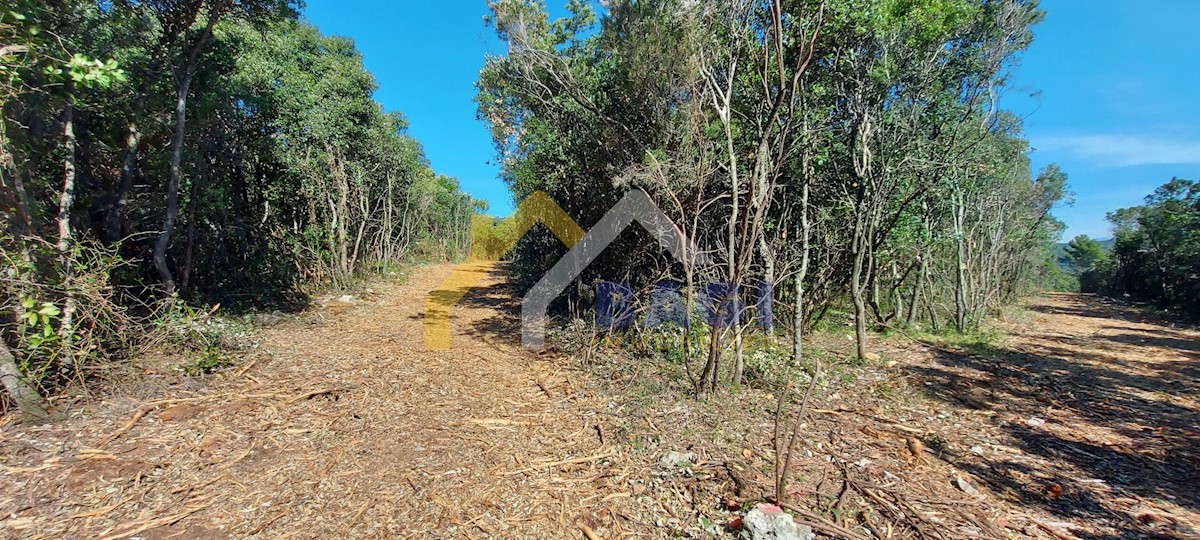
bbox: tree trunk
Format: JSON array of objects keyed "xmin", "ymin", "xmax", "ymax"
[
  {"xmin": 0, "ymin": 341, "xmax": 50, "ymax": 424},
  {"xmin": 0, "ymin": 122, "xmax": 34, "ymax": 234},
  {"xmin": 793, "ymin": 177, "xmax": 811, "ymax": 363},
  {"xmin": 57, "ymin": 103, "xmax": 77, "ymax": 362},
  {"xmin": 906, "ymin": 255, "xmax": 924, "ymax": 326},
  {"xmin": 723, "ymin": 102, "xmax": 742, "ymax": 389},
  {"xmin": 180, "ymin": 147, "xmax": 206, "ymax": 293},
  {"xmin": 153, "ymin": 14, "xmax": 219, "ymax": 295},
  {"xmin": 889, "ymin": 260, "xmax": 902, "ymax": 321},
  {"xmin": 384, "ymin": 171, "xmax": 394, "ymax": 262},
  {"xmin": 953, "ymin": 189, "xmax": 968, "ymax": 332},
  {"xmin": 759, "ymin": 232, "xmax": 776, "ymax": 341},
  {"xmin": 851, "ymin": 218, "xmax": 868, "ymax": 360},
  {"xmin": 105, "ymin": 123, "xmax": 141, "ymax": 243},
  {"xmin": 105, "ymin": 35, "xmax": 173, "ymax": 243}
]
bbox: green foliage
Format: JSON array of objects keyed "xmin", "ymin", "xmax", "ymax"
[
  {"xmin": 1, "ymin": 235, "xmax": 135, "ymax": 391},
  {"xmin": 470, "ymin": 214, "xmax": 520, "ymax": 261},
  {"xmin": 1064, "ymin": 234, "xmax": 1107, "ymax": 273},
  {"xmin": 46, "ymin": 54, "xmax": 126, "ymax": 89},
  {"xmin": 477, "ymin": 0, "xmax": 1060, "ymax": 342},
  {"xmin": 0, "ymin": 0, "xmax": 475, "ymax": 409},
  {"xmin": 1063, "ymin": 234, "xmax": 1109, "ymax": 292},
  {"xmin": 1094, "ymin": 178, "xmax": 1200, "ymax": 316},
  {"xmin": 187, "ymin": 345, "xmax": 233, "ymax": 375},
  {"xmin": 18, "ymin": 296, "xmax": 61, "ymax": 353},
  {"xmin": 742, "ymin": 343, "xmax": 796, "ymax": 389}
]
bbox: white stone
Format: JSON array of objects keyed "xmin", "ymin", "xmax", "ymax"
[{"xmin": 741, "ymin": 504, "xmax": 814, "ymax": 540}]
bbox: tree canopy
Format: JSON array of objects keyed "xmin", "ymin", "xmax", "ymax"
[{"xmin": 477, "ymin": 0, "xmax": 1067, "ymax": 392}]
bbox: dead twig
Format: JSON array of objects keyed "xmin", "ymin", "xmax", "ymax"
[
  {"xmin": 780, "ymin": 503, "xmax": 872, "ymax": 540},
  {"xmin": 579, "ymin": 523, "xmax": 601, "ymax": 540},
  {"xmin": 96, "ymin": 501, "xmax": 212, "ymax": 540},
  {"xmin": 503, "ymin": 451, "xmax": 615, "ymax": 476},
  {"xmin": 287, "ymin": 387, "xmax": 344, "ymax": 403},
  {"xmin": 96, "ymin": 407, "xmax": 149, "ymax": 447},
  {"xmin": 245, "ymin": 509, "xmax": 287, "ymax": 536}
]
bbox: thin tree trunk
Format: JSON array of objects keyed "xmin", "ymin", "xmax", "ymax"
[
  {"xmin": 759, "ymin": 233, "xmax": 776, "ymax": 341},
  {"xmin": 851, "ymin": 218, "xmax": 868, "ymax": 360},
  {"xmin": 890, "ymin": 260, "xmax": 903, "ymax": 321},
  {"xmin": 850, "ymin": 114, "xmax": 873, "ymax": 360},
  {"xmin": 793, "ymin": 175, "xmax": 811, "ymax": 363},
  {"xmin": 106, "ymin": 123, "xmax": 141, "ymax": 243},
  {"xmin": 953, "ymin": 189, "xmax": 968, "ymax": 332},
  {"xmin": 0, "ymin": 340, "xmax": 50, "ymax": 424},
  {"xmin": 154, "ymin": 13, "xmax": 219, "ymax": 295},
  {"xmin": 0, "ymin": 122, "xmax": 34, "ymax": 234},
  {"xmin": 180, "ymin": 189, "xmax": 197, "ymax": 292},
  {"xmin": 723, "ymin": 105, "xmax": 742, "ymax": 389},
  {"xmin": 384, "ymin": 172, "xmax": 394, "ymax": 262},
  {"xmin": 906, "ymin": 255, "xmax": 924, "ymax": 326},
  {"xmin": 773, "ymin": 165, "xmax": 814, "ymax": 504},
  {"xmin": 105, "ymin": 38, "xmax": 173, "ymax": 243},
  {"xmin": 180, "ymin": 148, "xmax": 205, "ymax": 293},
  {"xmin": 57, "ymin": 103, "xmax": 77, "ymax": 363}
]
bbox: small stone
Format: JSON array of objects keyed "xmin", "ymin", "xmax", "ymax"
[
  {"xmin": 660, "ymin": 450, "xmax": 695, "ymax": 468},
  {"xmin": 955, "ymin": 475, "xmax": 982, "ymax": 498},
  {"xmin": 864, "ymin": 352, "xmax": 882, "ymax": 362},
  {"xmin": 740, "ymin": 504, "xmax": 814, "ymax": 540}
]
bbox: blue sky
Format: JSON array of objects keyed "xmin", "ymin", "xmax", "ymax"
[
  {"xmin": 301, "ymin": 0, "xmax": 541, "ymax": 217},
  {"xmin": 302, "ymin": 0, "xmax": 1200, "ymax": 239}
]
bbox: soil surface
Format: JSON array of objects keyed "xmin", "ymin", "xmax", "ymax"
[{"xmin": 0, "ymin": 265, "xmax": 1196, "ymax": 539}]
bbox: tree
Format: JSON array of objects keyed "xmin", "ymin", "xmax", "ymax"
[
  {"xmin": 1100, "ymin": 178, "xmax": 1200, "ymax": 314},
  {"xmin": 153, "ymin": 0, "xmax": 297, "ymax": 295},
  {"xmin": 1063, "ymin": 234, "xmax": 1108, "ymax": 293},
  {"xmin": 1065, "ymin": 234, "xmax": 1105, "ymax": 273},
  {"xmin": 477, "ymin": 0, "xmax": 1059, "ymax": 390}
]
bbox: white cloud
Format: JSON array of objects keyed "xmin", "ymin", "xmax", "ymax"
[{"xmin": 1035, "ymin": 134, "xmax": 1200, "ymax": 167}]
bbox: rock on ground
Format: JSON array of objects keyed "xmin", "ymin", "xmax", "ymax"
[{"xmin": 741, "ymin": 504, "xmax": 814, "ymax": 540}]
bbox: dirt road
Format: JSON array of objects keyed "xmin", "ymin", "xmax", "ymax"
[
  {"xmin": 0, "ymin": 266, "xmax": 1196, "ymax": 539},
  {"xmin": 907, "ymin": 293, "xmax": 1200, "ymax": 537},
  {"xmin": 0, "ymin": 263, "xmax": 640, "ymax": 539}
]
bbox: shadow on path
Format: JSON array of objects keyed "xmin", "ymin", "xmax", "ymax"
[{"xmin": 907, "ymin": 293, "xmax": 1200, "ymax": 538}]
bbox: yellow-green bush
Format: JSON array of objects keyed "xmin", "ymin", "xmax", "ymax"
[{"xmin": 469, "ymin": 214, "xmax": 520, "ymax": 261}]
